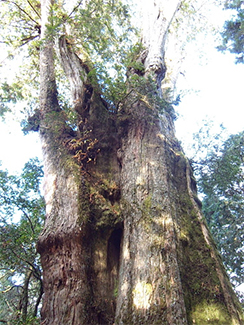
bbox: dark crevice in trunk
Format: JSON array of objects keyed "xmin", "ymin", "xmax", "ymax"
[{"xmin": 107, "ymin": 228, "xmax": 123, "ymax": 295}]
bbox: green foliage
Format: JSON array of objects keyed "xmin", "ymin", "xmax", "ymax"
[
  {"xmin": 172, "ymin": 0, "xmax": 210, "ymax": 41},
  {"xmin": 68, "ymin": 0, "xmax": 134, "ymax": 58},
  {"xmin": 0, "ymin": 0, "xmax": 139, "ymax": 122},
  {"xmin": 0, "ymin": 0, "xmax": 41, "ymax": 49},
  {"xmin": 0, "ymin": 0, "xmax": 41, "ymax": 97},
  {"xmin": 218, "ymin": 0, "xmax": 244, "ymax": 63},
  {"xmin": 0, "ymin": 158, "xmax": 45, "ymax": 324},
  {"xmin": 0, "ymin": 0, "xmax": 180, "ymax": 126},
  {"xmin": 191, "ymin": 125, "xmax": 244, "ymax": 291},
  {"xmin": 66, "ymin": 0, "xmax": 138, "ymax": 108},
  {"xmin": 0, "ymin": 81, "xmax": 24, "ymax": 117}
]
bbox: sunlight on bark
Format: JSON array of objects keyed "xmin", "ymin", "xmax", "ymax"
[
  {"xmin": 133, "ymin": 281, "xmax": 152, "ymax": 310},
  {"xmin": 43, "ymin": 172, "xmax": 56, "ymax": 215}
]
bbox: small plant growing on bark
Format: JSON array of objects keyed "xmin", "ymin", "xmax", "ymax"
[{"xmin": 64, "ymin": 131, "xmax": 100, "ymax": 170}]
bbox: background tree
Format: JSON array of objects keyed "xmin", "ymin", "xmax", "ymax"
[
  {"xmin": 0, "ymin": 158, "xmax": 44, "ymax": 324},
  {"xmin": 218, "ymin": 0, "xmax": 244, "ymax": 62},
  {"xmin": 190, "ymin": 124, "xmax": 244, "ymax": 297},
  {"xmin": 0, "ymin": 0, "xmax": 243, "ymax": 324}
]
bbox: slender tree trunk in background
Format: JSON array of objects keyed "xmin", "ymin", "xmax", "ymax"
[
  {"xmin": 16, "ymin": 270, "xmax": 32, "ymax": 323},
  {"xmin": 37, "ymin": 0, "xmax": 244, "ymax": 324}
]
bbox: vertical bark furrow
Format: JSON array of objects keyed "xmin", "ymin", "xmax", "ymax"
[{"xmin": 115, "ymin": 112, "xmax": 188, "ymax": 324}]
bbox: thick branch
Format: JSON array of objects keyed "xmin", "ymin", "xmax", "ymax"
[
  {"xmin": 9, "ymin": 248, "xmax": 39, "ymax": 276},
  {"xmin": 20, "ymin": 209, "xmax": 35, "ymax": 234},
  {"xmin": 39, "ymin": 0, "xmax": 60, "ymax": 116},
  {"xmin": 2, "ymin": 284, "xmax": 23, "ymax": 293},
  {"xmin": 68, "ymin": 0, "xmax": 83, "ymax": 17},
  {"xmin": 21, "ymin": 34, "xmax": 39, "ymax": 46},
  {"xmin": 19, "ymin": 270, "xmax": 32, "ymax": 322},
  {"xmin": 139, "ymin": 0, "xmax": 182, "ymax": 86},
  {"xmin": 58, "ymin": 36, "xmax": 90, "ymax": 113}
]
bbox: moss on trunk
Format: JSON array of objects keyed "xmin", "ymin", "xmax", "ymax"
[
  {"xmin": 38, "ymin": 2, "xmax": 243, "ymax": 322},
  {"xmin": 38, "ymin": 90, "xmax": 244, "ymax": 324}
]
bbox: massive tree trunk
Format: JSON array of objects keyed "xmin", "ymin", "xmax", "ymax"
[{"xmin": 37, "ymin": 0, "xmax": 244, "ymax": 324}]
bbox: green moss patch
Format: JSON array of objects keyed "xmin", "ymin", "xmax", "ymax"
[{"xmin": 191, "ymin": 301, "xmax": 231, "ymax": 324}]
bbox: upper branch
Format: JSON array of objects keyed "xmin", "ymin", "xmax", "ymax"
[
  {"xmin": 39, "ymin": 0, "xmax": 60, "ymax": 116},
  {"xmin": 27, "ymin": 0, "xmax": 41, "ymax": 19},
  {"xmin": 58, "ymin": 36, "xmax": 91, "ymax": 115},
  {"xmin": 139, "ymin": 0, "xmax": 182, "ymax": 87}
]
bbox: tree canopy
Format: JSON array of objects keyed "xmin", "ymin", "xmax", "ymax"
[
  {"xmin": 0, "ymin": 0, "xmax": 219, "ymax": 124},
  {"xmin": 0, "ymin": 0, "xmax": 140, "ymax": 121}
]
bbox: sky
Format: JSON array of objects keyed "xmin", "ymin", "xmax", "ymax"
[
  {"xmin": 0, "ymin": 119, "xmax": 42, "ymax": 173},
  {"xmin": 175, "ymin": 47, "xmax": 244, "ymax": 155},
  {"xmin": 174, "ymin": 1, "xmax": 244, "ymax": 156}
]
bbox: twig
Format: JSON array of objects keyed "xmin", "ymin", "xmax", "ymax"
[
  {"xmin": 27, "ymin": 0, "xmax": 41, "ymax": 19},
  {"xmin": 69, "ymin": 0, "xmax": 83, "ymax": 17}
]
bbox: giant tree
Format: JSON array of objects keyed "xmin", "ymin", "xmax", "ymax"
[{"xmin": 1, "ymin": 0, "xmax": 243, "ymax": 324}]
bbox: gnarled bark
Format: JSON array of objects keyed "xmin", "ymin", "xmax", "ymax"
[{"xmin": 37, "ymin": 0, "xmax": 244, "ymax": 324}]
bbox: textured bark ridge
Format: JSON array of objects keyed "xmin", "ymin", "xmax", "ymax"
[
  {"xmin": 37, "ymin": 0, "xmax": 244, "ymax": 324},
  {"xmin": 115, "ymin": 106, "xmax": 188, "ymax": 324},
  {"xmin": 115, "ymin": 103, "xmax": 243, "ymax": 325}
]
